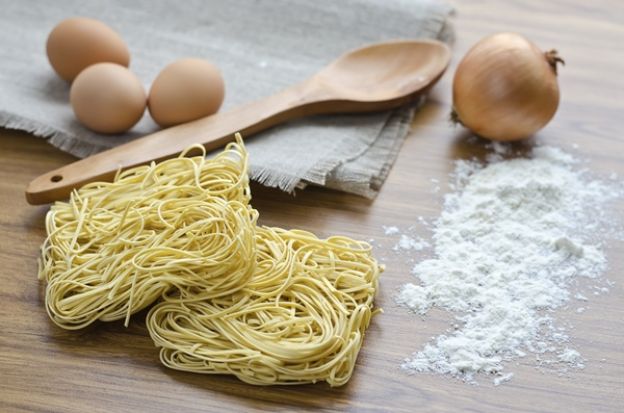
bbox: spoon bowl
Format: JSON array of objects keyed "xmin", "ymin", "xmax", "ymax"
[
  {"xmin": 316, "ymin": 39, "xmax": 450, "ymax": 102},
  {"xmin": 27, "ymin": 39, "xmax": 451, "ymax": 204}
]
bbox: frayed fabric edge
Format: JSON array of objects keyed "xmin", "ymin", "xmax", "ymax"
[{"xmin": 0, "ymin": 110, "xmax": 109, "ymax": 158}]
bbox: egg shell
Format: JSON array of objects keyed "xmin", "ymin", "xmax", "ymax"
[
  {"xmin": 46, "ymin": 17, "xmax": 130, "ymax": 82},
  {"xmin": 70, "ymin": 63, "xmax": 146, "ymax": 134},
  {"xmin": 148, "ymin": 58, "xmax": 225, "ymax": 127}
]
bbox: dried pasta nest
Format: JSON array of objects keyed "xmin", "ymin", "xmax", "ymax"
[
  {"xmin": 38, "ymin": 135, "xmax": 382, "ymax": 386},
  {"xmin": 147, "ymin": 226, "xmax": 381, "ymax": 387},
  {"xmin": 39, "ymin": 140, "xmax": 255, "ymax": 329}
]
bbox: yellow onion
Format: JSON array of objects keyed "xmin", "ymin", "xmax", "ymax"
[{"xmin": 452, "ymin": 32, "xmax": 564, "ymax": 141}]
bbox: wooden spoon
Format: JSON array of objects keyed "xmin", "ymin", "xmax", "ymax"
[{"xmin": 26, "ymin": 39, "xmax": 451, "ymax": 204}]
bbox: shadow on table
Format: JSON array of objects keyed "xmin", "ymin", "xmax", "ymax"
[
  {"xmin": 448, "ymin": 128, "xmax": 538, "ymax": 162},
  {"xmin": 43, "ymin": 297, "xmax": 357, "ymax": 411},
  {"xmin": 160, "ymin": 363, "xmax": 354, "ymax": 411}
]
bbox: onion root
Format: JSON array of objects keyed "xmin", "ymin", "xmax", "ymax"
[{"xmin": 450, "ymin": 108, "xmax": 463, "ymax": 126}]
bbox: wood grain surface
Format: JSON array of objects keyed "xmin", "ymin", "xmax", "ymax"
[{"xmin": 1, "ymin": 1, "xmax": 623, "ymax": 412}]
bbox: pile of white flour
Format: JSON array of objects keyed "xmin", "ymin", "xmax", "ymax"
[{"xmin": 395, "ymin": 144, "xmax": 621, "ymax": 385}]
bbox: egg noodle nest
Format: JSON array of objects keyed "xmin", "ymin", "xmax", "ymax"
[{"xmin": 39, "ymin": 134, "xmax": 382, "ymax": 386}]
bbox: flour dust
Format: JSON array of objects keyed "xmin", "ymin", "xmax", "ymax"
[{"xmin": 388, "ymin": 143, "xmax": 622, "ymax": 385}]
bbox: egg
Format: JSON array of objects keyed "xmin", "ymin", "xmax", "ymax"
[
  {"xmin": 46, "ymin": 17, "xmax": 130, "ymax": 82},
  {"xmin": 148, "ymin": 58, "xmax": 225, "ymax": 127},
  {"xmin": 70, "ymin": 63, "xmax": 146, "ymax": 134}
]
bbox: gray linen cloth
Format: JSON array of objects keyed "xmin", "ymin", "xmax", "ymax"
[{"xmin": 0, "ymin": 0, "xmax": 452, "ymax": 197}]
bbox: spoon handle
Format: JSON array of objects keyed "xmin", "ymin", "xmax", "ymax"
[{"xmin": 26, "ymin": 81, "xmax": 328, "ymax": 204}]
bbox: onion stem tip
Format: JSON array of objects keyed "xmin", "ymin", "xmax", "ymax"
[{"xmin": 545, "ymin": 50, "xmax": 565, "ymax": 74}]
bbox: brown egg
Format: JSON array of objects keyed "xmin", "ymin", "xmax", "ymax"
[
  {"xmin": 70, "ymin": 63, "xmax": 146, "ymax": 134},
  {"xmin": 148, "ymin": 58, "xmax": 225, "ymax": 127},
  {"xmin": 46, "ymin": 17, "xmax": 130, "ymax": 82}
]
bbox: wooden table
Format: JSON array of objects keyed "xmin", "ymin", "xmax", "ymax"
[{"xmin": 1, "ymin": 1, "xmax": 623, "ymax": 412}]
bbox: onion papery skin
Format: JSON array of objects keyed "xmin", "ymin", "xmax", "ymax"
[{"xmin": 452, "ymin": 32, "xmax": 562, "ymax": 142}]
